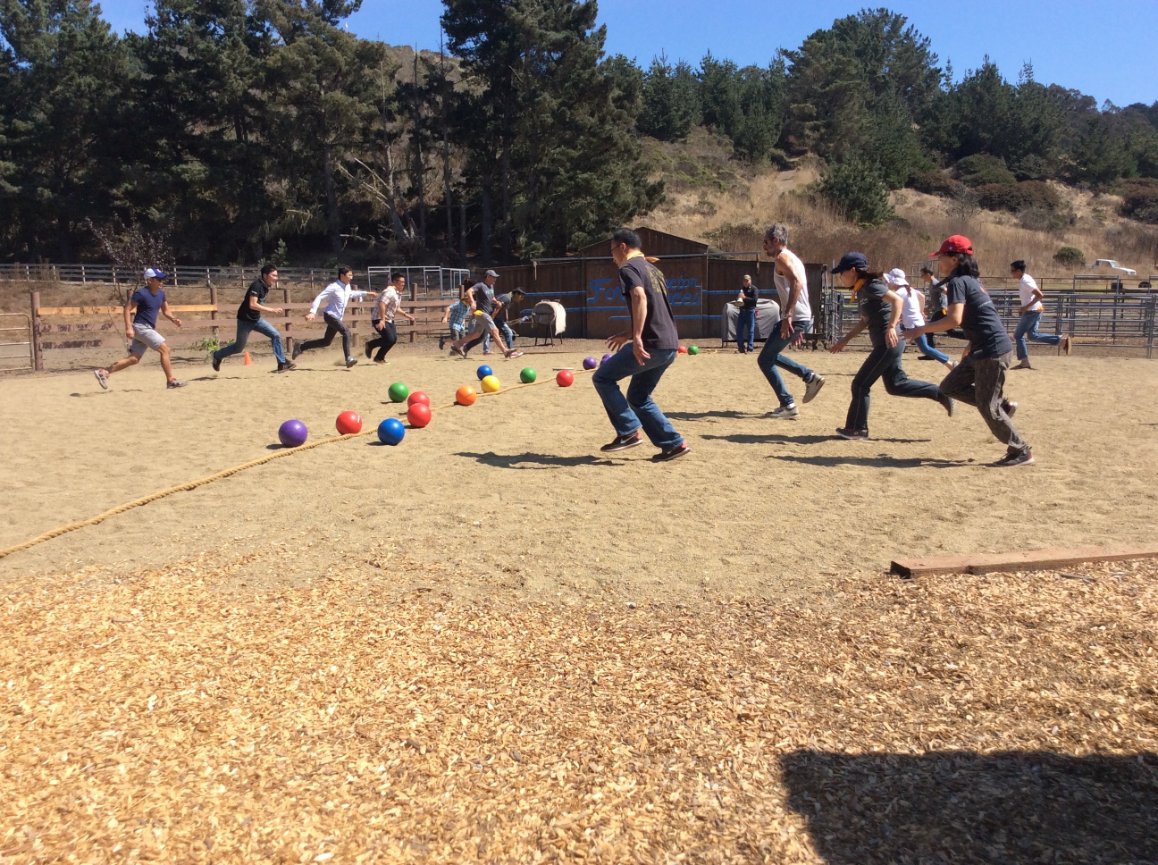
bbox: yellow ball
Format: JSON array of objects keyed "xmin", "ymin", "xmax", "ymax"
[{"xmin": 480, "ymin": 374, "xmax": 501, "ymax": 393}]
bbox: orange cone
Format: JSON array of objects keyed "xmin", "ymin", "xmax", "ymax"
[{"xmin": 243, "ymin": 351, "xmax": 252, "ymax": 366}]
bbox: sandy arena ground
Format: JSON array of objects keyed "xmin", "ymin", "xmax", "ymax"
[{"xmin": 1, "ymin": 340, "xmax": 1156, "ymax": 862}]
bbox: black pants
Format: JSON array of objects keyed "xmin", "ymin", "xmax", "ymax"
[
  {"xmin": 365, "ymin": 321, "xmax": 397, "ymax": 361},
  {"xmin": 844, "ymin": 340, "xmax": 942, "ymax": 433},
  {"xmin": 299, "ymin": 312, "xmax": 351, "ymax": 360}
]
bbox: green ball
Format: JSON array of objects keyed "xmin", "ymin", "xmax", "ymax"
[
  {"xmin": 388, "ymin": 381, "xmax": 409, "ymax": 403},
  {"xmin": 520, "ymin": 367, "xmax": 537, "ymax": 383},
  {"xmin": 688, "ymin": 345, "xmax": 700, "ymax": 355}
]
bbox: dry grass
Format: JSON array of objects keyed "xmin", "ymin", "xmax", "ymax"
[{"xmin": 639, "ymin": 133, "xmax": 1157, "ymax": 280}]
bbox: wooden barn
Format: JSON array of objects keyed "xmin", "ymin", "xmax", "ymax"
[{"xmin": 495, "ymin": 227, "xmax": 825, "ymax": 342}]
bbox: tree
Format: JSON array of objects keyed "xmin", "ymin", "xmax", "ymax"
[
  {"xmin": 639, "ymin": 53, "xmax": 699, "ymax": 142},
  {"xmin": 0, "ymin": 0, "xmax": 134, "ymax": 258},
  {"xmin": 259, "ymin": 0, "xmax": 392, "ymax": 256},
  {"xmin": 442, "ymin": 0, "xmax": 660, "ymax": 259}
]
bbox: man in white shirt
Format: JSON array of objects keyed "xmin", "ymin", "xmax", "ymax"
[
  {"xmin": 1011, "ymin": 259, "xmax": 1071, "ymax": 370},
  {"xmin": 756, "ymin": 224, "xmax": 826, "ymax": 419},
  {"xmin": 364, "ymin": 271, "xmax": 416, "ymax": 363},
  {"xmin": 292, "ymin": 266, "xmax": 373, "ymax": 368}
]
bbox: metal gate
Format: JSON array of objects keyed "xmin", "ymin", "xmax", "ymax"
[{"xmin": 0, "ymin": 313, "xmax": 33, "ymax": 371}]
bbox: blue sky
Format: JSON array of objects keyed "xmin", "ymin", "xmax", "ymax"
[{"xmin": 97, "ymin": 0, "xmax": 1156, "ymax": 107}]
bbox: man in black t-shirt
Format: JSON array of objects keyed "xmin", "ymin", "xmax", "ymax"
[
  {"xmin": 211, "ymin": 264, "xmax": 294, "ymax": 373},
  {"xmin": 590, "ymin": 228, "xmax": 688, "ymax": 462}
]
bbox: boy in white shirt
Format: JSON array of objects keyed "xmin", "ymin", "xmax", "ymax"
[
  {"xmin": 292, "ymin": 266, "xmax": 373, "ymax": 368},
  {"xmin": 1011, "ymin": 259, "xmax": 1071, "ymax": 369}
]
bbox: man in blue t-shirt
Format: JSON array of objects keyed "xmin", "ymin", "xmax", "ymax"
[
  {"xmin": 903, "ymin": 235, "xmax": 1031, "ymax": 467},
  {"xmin": 590, "ymin": 228, "xmax": 688, "ymax": 462},
  {"xmin": 93, "ymin": 268, "xmax": 186, "ymax": 390}
]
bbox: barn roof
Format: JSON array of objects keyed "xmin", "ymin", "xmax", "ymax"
[{"xmin": 572, "ymin": 227, "xmax": 710, "ymax": 259}]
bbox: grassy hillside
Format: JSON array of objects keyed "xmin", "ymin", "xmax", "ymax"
[{"xmin": 639, "ymin": 129, "xmax": 1157, "ymax": 281}]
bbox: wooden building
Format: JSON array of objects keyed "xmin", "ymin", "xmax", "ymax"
[{"xmin": 495, "ymin": 227, "xmax": 825, "ymax": 341}]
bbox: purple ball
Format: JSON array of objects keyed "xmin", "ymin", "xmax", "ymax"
[
  {"xmin": 601, "ymin": 353, "xmax": 613, "ymax": 365},
  {"xmin": 582, "ymin": 356, "xmax": 597, "ymax": 370},
  {"xmin": 278, "ymin": 419, "xmax": 308, "ymax": 448}
]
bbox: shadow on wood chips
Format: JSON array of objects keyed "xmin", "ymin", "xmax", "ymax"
[{"xmin": 781, "ymin": 750, "xmax": 1158, "ymax": 865}]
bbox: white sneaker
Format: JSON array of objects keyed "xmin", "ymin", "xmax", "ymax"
[
  {"xmin": 803, "ymin": 375, "xmax": 825, "ymax": 403},
  {"xmin": 768, "ymin": 404, "xmax": 798, "ymax": 419}
]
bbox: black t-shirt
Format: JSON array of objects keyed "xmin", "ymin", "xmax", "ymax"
[
  {"xmin": 857, "ymin": 277, "xmax": 894, "ymax": 347},
  {"xmin": 945, "ymin": 274, "xmax": 1012, "ymax": 359},
  {"xmin": 238, "ymin": 278, "xmax": 268, "ymax": 322},
  {"xmin": 740, "ymin": 285, "xmax": 758, "ymax": 309},
  {"xmin": 619, "ymin": 256, "xmax": 679, "ymax": 350},
  {"xmin": 472, "ymin": 282, "xmax": 494, "ymax": 316}
]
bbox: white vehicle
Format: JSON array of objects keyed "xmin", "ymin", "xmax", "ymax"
[{"xmin": 1089, "ymin": 259, "xmax": 1137, "ymax": 276}]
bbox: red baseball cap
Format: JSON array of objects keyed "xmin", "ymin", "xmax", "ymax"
[{"xmin": 931, "ymin": 234, "xmax": 973, "ymax": 257}]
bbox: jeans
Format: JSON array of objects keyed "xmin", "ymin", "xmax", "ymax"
[
  {"xmin": 915, "ymin": 333, "xmax": 950, "ymax": 364},
  {"xmin": 940, "ymin": 353, "xmax": 1029, "ymax": 454},
  {"xmin": 365, "ymin": 321, "xmax": 397, "ymax": 361},
  {"xmin": 591, "ymin": 345, "xmax": 683, "ymax": 449},
  {"xmin": 298, "ymin": 312, "xmax": 351, "ymax": 360},
  {"xmin": 1014, "ymin": 310, "xmax": 1061, "ymax": 360},
  {"xmin": 214, "ymin": 317, "xmax": 286, "ymax": 364},
  {"xmin": 736, "ymin": 307, "xmax": 756, "ymax": 351},
  {"xmin": 758, "ymin": 319, "xmax": 817, "ymax": 407},
  {"xmin": 844, "ymin": 340, "xmax": 942, "ymax": 432},
  {"xmin": 497, "ymin": 320, "xmax": 516, "ymax": 349}
]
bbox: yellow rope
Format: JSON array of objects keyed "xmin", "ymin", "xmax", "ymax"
[{"xmin": 0, "ymin": 365, "xmax": 594, "ymax": 561}]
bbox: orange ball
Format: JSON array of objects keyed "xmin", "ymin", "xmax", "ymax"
[
  {"xmin": 335, "ymin": 410, "xmax": 362, "ymax": 435},
  {"xmin": 455, "ymin": 385, "xmax": 477, "ymax": 406},
  {"xmin": 556, "ymin": 370, "xmax": 574, "ymax": 387},
  {"xmin": 407, "ymin": 403, "xmax": 432, "ymax": 428}
]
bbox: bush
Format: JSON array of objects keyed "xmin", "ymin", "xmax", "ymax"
[
  {"xmin": 817, "ymin": 157, "xmax": 895, "ymax": 228},
  {"xmin": 1119, "ymin": 180, "xmax": 1158, "ymax": 224},
  {"xmin": 908, "ymin": 170, "xmax": 965, "ymax": 198},
  {"xmin": 975, "ymin": 180, "xmax": 1062, "ymax": 214},
  {"xmin": 1053, "ymin": 246, "xmax": 1085, "ymax": 268},
  {"xmin": 954, "ymin": 154, "xmax": 1016, "ymax": 187}
]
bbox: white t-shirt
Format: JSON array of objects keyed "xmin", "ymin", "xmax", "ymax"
[
  {"xmin": 310, "ymin": 280, "xmax": 372, "ymax": 320},
  {"xmin": 772, "ymin": 248, "xmax": 812, "ymax": 322},
  {"xmin": 898, "ymin": 286, "xmax": 925, "ymax": 329},
  {"xmin": 1018, "ymin": 273, "xmax": 1042, "ymax": 312}
]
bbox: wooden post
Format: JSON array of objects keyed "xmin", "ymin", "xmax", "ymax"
[
  {"xmin": 208, "ymin": 278, "xmax": 219, "ymax": 344},
  {"xmin": 29, "ymin": 290, "xmax": 43, "ymax": 371},
  {"xmin": 282, "ymin": 283, "xmax": 292, "ymax": 353}
]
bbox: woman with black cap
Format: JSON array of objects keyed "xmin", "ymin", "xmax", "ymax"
[
  {"xmin": 903, "ymin": 235, "xmax": 1032, "ymax": 467},
  {"xmin": 828, "ymin": 251, "xmax": 952, "ymax": 440}
]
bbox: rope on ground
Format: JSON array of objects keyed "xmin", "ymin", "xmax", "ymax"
[{"xmin": 0, "ymin": 363, "xmax": 595, "ymax": 562}]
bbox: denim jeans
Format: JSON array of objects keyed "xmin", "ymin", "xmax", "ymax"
[
  {"xmin": 736, "ymin": 307, "xmax": 756, "ymax": 351},
  {"xmin": 940, "ymin": 352, "xmax": 1029, "ymax": 454},
  {"xmin": 758, "ymin": 319, "xmax": 817, "ymax": 407},
  {"xmin": 214, "ymin": 317, "xmax": 286, "ymax": 364},
  {"xmin": 1014, "ymin": 310, "xmax": 1061, "ymax": 360},
  {"xmin": 365, "ymin": 321, "xmax": 397, "ymax": 361},
  {"xmin": 591, "ymin": 345, "xmax": 683, "ymax": 449},
  {"xmin": 498, "ymin": 320, "xmax": 516, "ymax": 349},
  {"xmin": 915, "ymin": 333, "xmax": 950, "ymax": 364},
  {"xmin": 299, "ymin": 312, "xmax": 351, "ymax": 360},
  {"xmin": 844, "ymin": 340, "xmax": 942, "ymax": 432}
]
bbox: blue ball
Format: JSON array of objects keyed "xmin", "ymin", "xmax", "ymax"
[
  {"xmin": 377, "ymin": 417, "xmax": 406, "ymax": 446},
  {"xmin": 476, "ymin": 364, "xmax": 493, "ymax": 380}
]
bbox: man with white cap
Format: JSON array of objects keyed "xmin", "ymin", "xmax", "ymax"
[{"xmin": 93, "ymin": 267, "xmax": 186, "ymax": 390}]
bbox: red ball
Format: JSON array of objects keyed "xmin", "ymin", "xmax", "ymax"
[
  {"xmin": 407, "ymin": 403, "xmax": 432, "ymax": 428},
  {"xmin": 407, "ymin": 391, "xmax": 430, "ymax": 407},
  {"xmin": 336, "ymin": 410, "xmax": 362, "ymax": 435},
  {"xmin": 677, "ymin": 345, "xmax": 689, "ymax": 354},
  {"xmin": 556, "ymin": 369, "xmax": 574, "ymax": 387}
]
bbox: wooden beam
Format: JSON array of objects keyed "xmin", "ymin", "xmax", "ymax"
[
  {"xmin": 890, "ymin": 545, "xmax": 1158, "ymax": 578},
  {"xmin": 38, "ymin": 304, "xmax": 218, "ymax": 316}
]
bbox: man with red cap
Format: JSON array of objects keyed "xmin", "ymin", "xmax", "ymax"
[{"xmin": 903, "ymin": 235, "xmax": 1031, "ymax": 467}]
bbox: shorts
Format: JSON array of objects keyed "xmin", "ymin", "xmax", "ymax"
[
  {"xmin": 129, "ymin": 323, "xmax": 165, "ymax": 356},
  {"xmin": 466, "ymin": 312, "xmax": 494, "ymax": 336},
  {"xmin": 450, "ymin": 323, "xmax": 467, "ymax": 339}
]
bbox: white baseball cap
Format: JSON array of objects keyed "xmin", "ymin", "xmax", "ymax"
[
  {"xmin": 143, "ymin": 267, "xmax": 168, "ymax": 281},
  {"xmin": 884, "ymin": 267, "xmax": 910, "ymax": 288}
]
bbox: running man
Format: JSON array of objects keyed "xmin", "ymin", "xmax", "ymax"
[
  {"xmin": 93, "ymin": 267, "xmax": 186, "ymax": 390},
  {"xmin": 1011, "ymin": 259, "xmax": 1071, "ymax": 369},
  {"xmin": 364, "ymin": 271, "xmax": 416, "ymax": 363},
  {"xmin": 211, "ymin": 264, "xmax": 294, "ymax": 372},
  {"xmin": 292, "ymin": 266, "xmax": 373, "ymax": 368}
]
